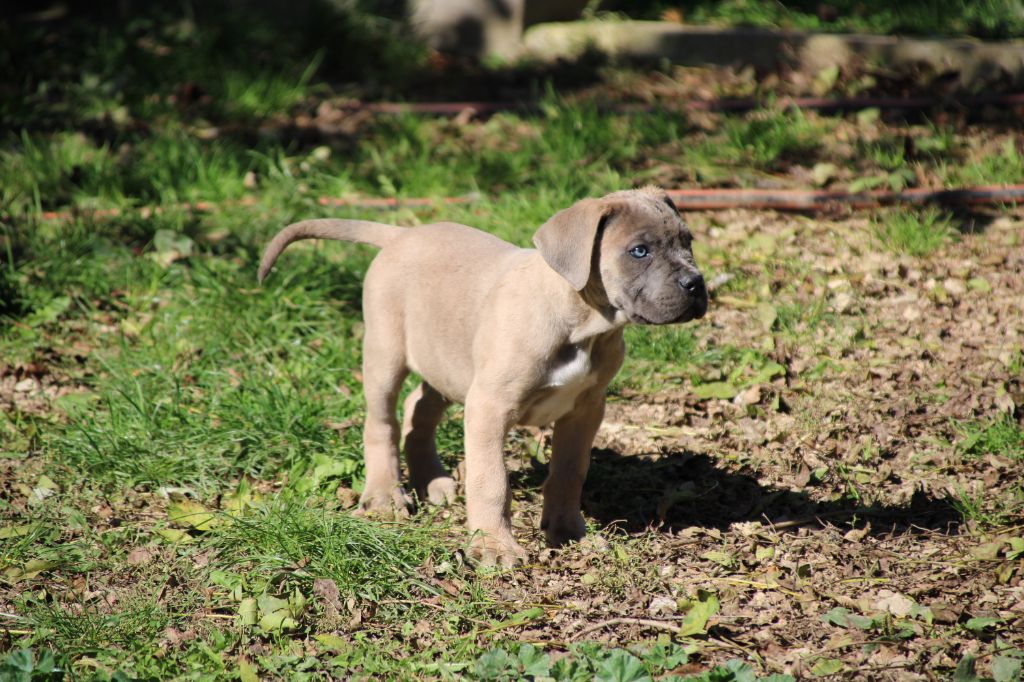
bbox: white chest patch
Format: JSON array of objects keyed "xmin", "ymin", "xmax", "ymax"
[
  {"xmin": 546, "ymin": 346, "xmax": 592, "ymax": 387},
  {"xmin": 519, "ymin": 343, "xmax": 598, "ymax": 426}
]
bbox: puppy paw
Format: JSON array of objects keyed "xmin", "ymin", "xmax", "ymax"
[
  {"xmin": 354, "ymin": 485, "xmax": 414, "ymax": 519},
  {"xmin": 420, "ymin": 476, "xmax": 457, "ymax": 506},
  {"xmin": 541, "ymin": 512, "xmax": 587, "ymax": 548},
  {"xmin": 467, "ymin": 532, "xmax": 528, "ymax": 569}
]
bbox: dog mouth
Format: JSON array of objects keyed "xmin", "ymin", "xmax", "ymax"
[
  {"xmin": 629, "ymin": 299, "xmax": 707, "ymax": 325},
  {"xmin": 686, "ymin": 297, "xmax": 708, "ymax": 321}
]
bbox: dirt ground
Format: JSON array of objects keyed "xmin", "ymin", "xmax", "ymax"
[{"xmin": 419, "ymin": 207, "xmax": 1024, "ymax": 678}]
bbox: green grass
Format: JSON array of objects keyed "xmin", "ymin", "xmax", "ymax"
[
  {"xmin": 0, "ymin": 641, "xmax": 793, "ymax": 682},
  {"xmin": 720, "ymin": 108, "xmax": 822, "ymax": 169},
  {"xmin": 467, "ymin": 642, "xmax": 792, "ymax": 681},
  {"xmin": 0, "ymin": 101, "xmax": 689, "ymax": 222},
  {"xmin": 209, "ymin": 497, "xmax": 451, "ymax": 601},
  {"xmin": 677, "ymin": 108, "xmax": 828, "ymax": 181},
  {"xmin": 871, "ymin": 207, "xmax": 956, "ymax": 256},
  {"xmin": 0, "ymin": 108, "xmax": 773, "ymax": 675},
  {"xmin": 24, "ymin": 598, "xmax": 171, "ymax": 660},
  {"xmin": 218, "ymin": 54, "xmax": 324, "ymax": 120},
  {"xmin": 0, "ymin": 129, "xmax": 265, "ymax": 214},
  {"xmin": 950, "ymin": 485, "xmax": 1024, "ymax": 529},
  {"xmin": 1, "ymin": 2, "xmax": 422, "ymax": 130},
  {"xmin": 950, "ymin": 139, "xmax": 1024, "ymax": 186},
  {"xmin": 956, "ymin": 416, "xmax": 1024, "ymax": 459},
  {"xmin": 949, "ymin": 416, "xmax": 1023, "ymax": 526},
  {"xmin": 615, "ymin": 0, "xmax": 1024, "ymax": 39}
]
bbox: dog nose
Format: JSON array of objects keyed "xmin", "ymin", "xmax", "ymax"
[{"xmin": 677, "ymin": 272, "xmax": 705, "ymax": 295}]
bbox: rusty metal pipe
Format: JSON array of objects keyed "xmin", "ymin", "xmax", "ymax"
[
  {"xmin": 31, "ymin": 184, "xmax": 1024, "ymax": 223},
  {"xmin": 361, "ymin": 93, "xmax": 1024, "ymax": 116}
]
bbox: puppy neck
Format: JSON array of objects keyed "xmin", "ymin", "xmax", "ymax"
[{"xmin": 570, "ymin": 277, "xmax": 629, "ymax": 342}]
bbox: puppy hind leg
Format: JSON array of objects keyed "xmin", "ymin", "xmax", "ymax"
[
  {"xmin": 356, "ymin": 336, "xmax": 414, "ymax": 518},
  {"xmin": 402, "ymin": 382, "xmax": 457, "ymax": 505}
]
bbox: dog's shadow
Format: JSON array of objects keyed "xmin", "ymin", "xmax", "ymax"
[{"xmin": 511, "ymin": 446, "xmax": 962, "ymax": 537}]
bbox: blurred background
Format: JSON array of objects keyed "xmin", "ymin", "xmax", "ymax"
[{"xmin": 3, "ymin": 0, "xmax": 1024, "ymax": 219}]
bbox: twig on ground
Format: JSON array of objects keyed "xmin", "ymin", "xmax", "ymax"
[
  {"xmin": 518, "ymin": 638, "xmax": 570, "ymax": 648},
  {"xmin": 574, "ymin": 617, "xmax": 682, "ymax": 640},
  {"xmin": 711, "ymin": 635, "xmax": 763, "ymax": 665},
  {"xmin": 763, "ymin": 510, "xmax": 855, "ymax": 530},
  {"xmin": 716, "ymin": 577, "xmax": 803, "ymax": 597},
  {"xmin": 378, "ymin": 599, "xmax": 445, "ymax": 611}
]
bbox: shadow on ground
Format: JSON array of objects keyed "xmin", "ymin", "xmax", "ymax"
[{"xmin": 550, "ymin": 447, "xmax": 965, "ymax": 538}]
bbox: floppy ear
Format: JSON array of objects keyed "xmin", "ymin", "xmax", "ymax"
[{"xmin": 532, "ymin": 199, "xmax": 612, "ymax": 291}]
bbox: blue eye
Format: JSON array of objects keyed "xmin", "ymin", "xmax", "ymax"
[{"xmin": 628, "ymin": 245, "xmax": 649, "ymax": 258}]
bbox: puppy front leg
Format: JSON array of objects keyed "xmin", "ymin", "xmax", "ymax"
[
  {"xmin": 541, "ymin": 389, "xmax": 605, "ymax": 547},
  {"xmin": 463, "ymin": 391, "xmax": 527, "ymax": 568}
]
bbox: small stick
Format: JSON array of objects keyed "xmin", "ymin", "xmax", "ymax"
[
  {"xmin": 377, "ymin": 599, "xmax": 445, "ymax": 610},
  {"xmin": 764, "ymin": 505, "xmax": 922, "ymax": 531},
  {"xmin": 716, "ymin": 577, "xmax": 802, "ymax": 597},
  {"xmin": 711, "ymin": 634, "xmax": 763, "ymax": 666},
  {"xmin": 575, "ymin": 617, "xmax": 681, "ymax": 640},
  {"xmin": 518, "ymin": 638, "xmax": 570, "ymax": 648}
]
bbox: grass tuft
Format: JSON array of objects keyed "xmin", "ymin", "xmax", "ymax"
[
  {"xmin": 209, "ymin": 497, "xmax": 449, "ymax": 601},
  {"xmin": 956, "ymin": 416, "xmax": 1024, "ymax": 459},
  {"xmin": 721, "ymin": 108, "xmax": 821, "ymax": 168},
  {"xmin": 23, "ymin": 596, "xmax": 170, "ymax": 660},
  {"xmin": 953, "ymin": 139, "xmax": 1024, "ymax": 186},
  {"xmin": 871, "ymin": 207, "xmax": 955, "ymax": 256}
]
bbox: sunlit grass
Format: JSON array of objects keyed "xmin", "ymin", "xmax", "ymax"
[{"xmin": 871, "ymin": 207, "xmax": 956, "ymax": 256}]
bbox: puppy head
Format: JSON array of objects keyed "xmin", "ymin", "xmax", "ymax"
[{"xmin": 533, "ymin": 187, "xmax": 707, "ymax": 324}]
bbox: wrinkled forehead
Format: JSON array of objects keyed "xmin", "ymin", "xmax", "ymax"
[{"xmin": 602, "ymin": 191, "xmax": 691, "ymax": 244}]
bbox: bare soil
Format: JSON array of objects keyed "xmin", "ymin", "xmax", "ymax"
[{"xmin": 440, "ymin": 208, "xmax": 1024, "ymax": 679}]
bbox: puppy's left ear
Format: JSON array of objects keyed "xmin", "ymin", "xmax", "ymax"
[{"xmin": 532, "ymin": 199, "xmax": 612, "ymax": 291}]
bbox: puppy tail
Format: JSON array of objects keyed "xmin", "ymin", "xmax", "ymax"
[{"xmin": 258, "ymin": 219, "xmax": 404, "ymax": 283}]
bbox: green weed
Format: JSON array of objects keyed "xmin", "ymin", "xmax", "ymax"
[
  {"xmin": 0, "ymin": 132, "xmax": 120, "ymax": 214},
  {"xmin": 952, "ymin": 139, "xmax": 1024, "ymax": 186},
  {"xmin": 673, "ymin": 108, "xmax": 820, "ymax": 177},
  {"xmin": 864, "ymin": 138, "xmax": 908, "ymax": 171},
  {"xmin": 630, "ymin": 0, "xmax": 1024, "ymax": 39},
  {"xmin": 3, "ymin": 3, "xmax": 422, "ymax": 129},
  {"xmin": 209, "ymin": 497, "xmax": 451, "ymax": 601},
  {"xmin": 956, "ymin": 416, "xmax": 1024, "ymax": 459},
  {"xmin": 771, "ymin": 292, "xmax": 839, "ymax": 342},
  {"xmin": 871, "ymin": 207, "xmax": 955, "ymax": 256},
  {"xmin": 218, "ymin": 54, "xmax": 323, "ymax": 120},
  {"xmin": 949, "ymin": 486, "xmax": 1023, "ymax": 528},
  {"xmin": 23, "ymin": 596, "xmax": 170, "ymax": 660},
  {"xmin": 720, "ymin": 108, "xmax": 821, "ymax": 168},
  {"xmin": 624, "ymin": 325, "xmax": 700, "ymax": 366},
  {"xmin": 471, "ymin": 643, "xmax": 792, "ymax": 682},
  {"xmin": 0, "ymin": 648, "xmax": 62, "ymax": 681}
]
